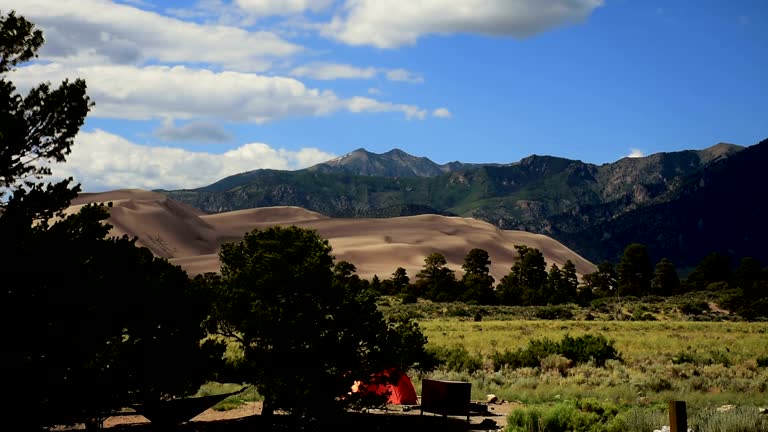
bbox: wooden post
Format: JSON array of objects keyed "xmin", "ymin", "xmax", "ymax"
[{"xmin": 669, "ymin": 400, "xmax": 687, "ymax": 432}]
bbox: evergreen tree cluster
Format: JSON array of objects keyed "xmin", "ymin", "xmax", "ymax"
[{"xmin": 372, "ymin": 242, "xmax": 768, "ymax": 317}]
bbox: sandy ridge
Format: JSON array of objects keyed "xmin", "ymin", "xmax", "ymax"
[{"xmin": 68, "ymin": 189, "xmax": 596, "ymax": 281}]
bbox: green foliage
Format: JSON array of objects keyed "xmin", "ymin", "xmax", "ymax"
[
  {"xmin": 671, "ymin": 348, "xmax": 731, "ymax": 367},
  {"xmin": 498, "ymin": 245, "xmax": 549, "ymax": 306},
  {"xmin": 426, "ymin": 345, "xmax": 483, "ymax": 372},
  {"xmin": 416, "ymin": 252, "xmax": 460, "ymax": 302},
  {"xmin": 213, "ymin": 225, "xmax": 431, "ymax": 417},
  {"xmin": 680, "ymin": 300, "xmax": 710, "ymax": 315},
  {"xmin": 508, "ymin": 401, "xmax": 768, "ymax": 432},
  {"xmin": 653, "ymin": 257, "xmax": 680, "ymax": 295},
  {"xmin": 617, "ymin": 243, "xmax": 653, "ymax": 297},
  {"xmin": 685, "ymin": 252, "xmax": 733, "ymax": 292},
  {"xmin": 582, "ymin": 261, "xmax": 618, "ymax": 299},
  {"xmin": 630, "ymin": 305, "xmax": 657, "ymax": 321},
  {"xmin": 491, "ymin": 338, "xmax": 559, "ymax": 370},
  {"xmin": 757, "ymin": 356, "xmax": 768, "ymax": 368},
  {"xmin": 557, "ymin": 334, "xmax": 621, "ymax": 367},
  {"xmin": 689, "ymin": 406, "xmax": 768, "ymax": 432},
  {"xmin": 506, "ymin": 399, "xmax": 623, "ymax": 432},
  {"xmin": 460, "ymin": 248, "xmax": 497, "ymax": 305},
  {"xmin": 491, "ymin": 334, "xmax": 620, "ymax": 371},
  {"xmin": 534, "ymin": 305, "xmax": 575, "ymax": 320}
]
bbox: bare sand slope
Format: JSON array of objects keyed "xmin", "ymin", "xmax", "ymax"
[{"xmin": 66, "ymin": 189, "xmax": 596, "ymax": 281}]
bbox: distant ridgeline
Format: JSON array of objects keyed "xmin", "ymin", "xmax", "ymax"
[{"xmin": 157, "ymin": 139, "xmax": 768, "ymax": 270}]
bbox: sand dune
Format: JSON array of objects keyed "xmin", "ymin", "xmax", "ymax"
[{"xmin": 68, "ymin": 189, "xmax": 596, "ymax": 282}]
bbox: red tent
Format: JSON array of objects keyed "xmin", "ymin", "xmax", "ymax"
[{"xmin": 351, "ymin": 367, "xmax": 418, "ymax": 405}]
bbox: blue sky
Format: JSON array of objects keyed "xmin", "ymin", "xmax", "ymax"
[{"xmin": 4, "ymin": 0, "xmax": 766, "ymax": 192}]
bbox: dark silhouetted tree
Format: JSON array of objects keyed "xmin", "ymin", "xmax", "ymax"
[
  {"xmin": 460, "ymin": 248, "xmax": 496, "ymax": 304},
  {"xmin": 582, "ymin": 261, "xmax": 617, "ymax": 299},
  {"xmin": 214, "ymin": 226, "xmax": 431, "ymax": 418},
  {"xmin": 734, "ymin": 257, "xmax": 762, "ymax": 299},
  {"xmin": 1, "ymin": 12, "xmax": 220, "ymax": 428},
  {"xmin": 497, "ymin": 245, "xmax": 548, "ymax": 305},
  {"xmin": 392, "ymin": 266, "xmax": 411, "ymax": 292},
  {"xmin": 617, "ymin": 243, "xmax": 653, "ymax": 297},
  {"xmin": 557, "ymin": 260, "xmax": 579, "ymax": 304},
  {"xmin": 416, "ymin": 252, "xmax": 459, "ymax": 301},
  {"xmin": 652, "ymin": 257, "xmax": 680, "ymax": 295},
  {"xmin": 684, "ymin": 252, "xmax": 732, "ymax": 292}
]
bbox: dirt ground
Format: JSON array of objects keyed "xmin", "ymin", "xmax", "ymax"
[{"xmin": 96, "ymin": 399, "xmax": 520, "ymax": 431}]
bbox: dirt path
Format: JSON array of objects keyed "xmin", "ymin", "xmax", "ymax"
[{"xmin": 99, "ymin": 400, "xmax": 519, "ymax": 431}]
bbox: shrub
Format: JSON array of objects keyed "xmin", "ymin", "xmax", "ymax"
[
  {"xmin": 671, "ymin": 349, "xmax": 731, "ymax": 367},
  {"xmin": 672, "ymin": 350, "xmax": 699, "ymax": 365},
  {"xmin": 534, "ymin": 305, "xmax": 574, "ymax": 320},
  {"xmin": 491, "ymin": 334, "xmax": 620, "ymax": 371},
  {"xmin": 558, "ymin": 334, "xmax": 621, "ymax": 367},
  {"xmin": 631, "ymin": 305, "xmax": 657, "ymax": 321},
  {"xmin": 491, "ymin": 338, "xmax": 560, "ymax": 371},
  {"xmin": 757, "ymin": 356, "xmax": 768, "ymax": 368},
  {"xmin": 707, "ymin": 349, "xmax": 731, "ymax": 367},
  {"xmin": 680, "ymin": 300, "xmax": 709, "ymax": 315},
  {"xmin": 426, "ymin": 345, "xmax": 483, "ymax": 372},
  {"xmin": 540, "ymin": 355, "xmax": 573, "ymax": 376}
]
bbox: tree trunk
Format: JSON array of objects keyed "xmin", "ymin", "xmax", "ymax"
[{"xmin": 262, "ymin": 397, "xmax": 274, "ymax": 417}]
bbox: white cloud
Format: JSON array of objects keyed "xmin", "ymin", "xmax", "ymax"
[
  {"xmin": 53, "ymin": 129, "xmax": 336, "ymax": 191},
  {"xmin": 627, "ymin": 148, "xmax": 645, "ymax": 158},
  {"xmin": 154, "ymin": 119, "xmax": 232, "ymax": 143},
  {"xmin": 3, "ymin": 0, "xmax": 301, "ymax": 71},
  {"xmin": 347, "ymin": 97, "xmax": 427, "ymax": 120},
  {"xmin": 290, "ymin": 63, "xmax": 378, "ymax": 80},
  {"xmin": 290, "ymin": 62, "xmax": 424, "ymax": 83},
  {"xmin": 432, "ymin": 108, "xmax": 453, "ymax": 118},
  {"xmin": 385, "ymin": 68, "xmax": 424, "ymax": 83},
  {"xmin": 368, "ymin": 87, "xmax": 382, "ymax": 95},
  {"xmin": 234, "ymin": 0, "xmax": 335, "ymax": 16},
  {"xmin": 10, "ymin": 63, "xmax": 431, "ymax": 122},
  {"xmin": 324, "ymin": 0, "xmax": 604, "ymax": 48},
  {"xmin": 116, "ymin": 0, "xmax": 156, "ymax": 8}
]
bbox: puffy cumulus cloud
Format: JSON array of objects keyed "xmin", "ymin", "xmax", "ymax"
[
  {"xmin": 627, "ymin": 148, "xmax": 645, "ymax": 158},
  {"xmin": 234, "ymin": 0, "xmax": 335, "ymax": 16},
  {"xmin": 154, "ymin": 119, "xmax": 232, "ymax": 143},
  {"xmin": 3, "ymin": 0, "xmax": 301, "ymax": 71},
  {"xmin": 53, "ymin": 129, "xmax": 336, "ymax": 191},
  {"xmin": 290, "ymin": 63, "xmax": 378, "ymax": 80},
  {"xmin": 324, "ymin": 0, "xmax": 604, "ymax": 48},
  {"xmin": 10, "ymin": 63, "xmax": 431, "ymax": 122},
  {"xmin": 432, "ymin": 108, "xmax": 453, "ymax": 118}
]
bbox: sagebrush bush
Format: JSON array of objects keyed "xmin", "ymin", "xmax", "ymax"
[
  {"xmin": 756, "ymin": 355, "xmax": 768, "ymax": 368},
  {"xmin": 534, "ymin": 305, "xmax": 574, "ymax": 320},
  {"xmin": 559, "ymin": 334, "xmax": 621, "ymax": 367},
  {"xmin": 491, "ymin": 334, "xmax": 620, "ymax": 371},
  {"xmin": 680, "ymin": 300, "xmax": 710, "ymax": 315},
  {"xmin": 540, "ymin": 354, "xmax": 573, "ymax": 376},
  {"xmin": 426, "ymin": 345, "xmax": 483, "ymax": 372}
]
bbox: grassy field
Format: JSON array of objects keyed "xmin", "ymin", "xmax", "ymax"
[
  {"xmin": 416, "ymin": 318, "xmax": 768, "ymax": 403},
  {"xmin": 206, "ymin": 296, "xmax": 768, "ymax": 430},
  {"xmin": 405, "ymin": 308, "xmax": 768, "ymax": 431}
]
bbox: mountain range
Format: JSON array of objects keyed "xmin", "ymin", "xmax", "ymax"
[{"xmin": 159, "ymin": 138, "xmax": 768, "ymax": 270}]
